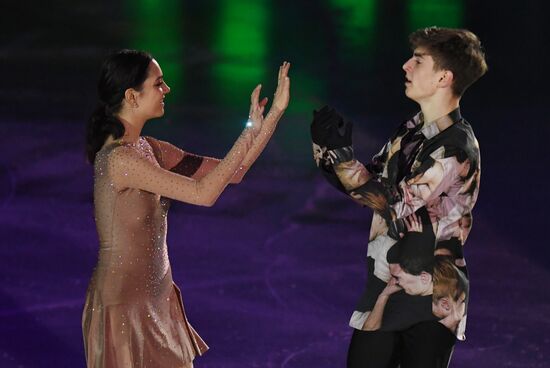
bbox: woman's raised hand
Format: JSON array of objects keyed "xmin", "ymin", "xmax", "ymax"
[
  {"xmin": 247, "ymin": 61, "xmax": 291, "ymax": 135},
  {"xmin": 272, "ymin": 61, "xmax": 291, "ymax": 111}
]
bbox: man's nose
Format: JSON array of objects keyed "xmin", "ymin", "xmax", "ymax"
[{"xmin": 403, "ymin": 59, "xmax": 412, "ymax": 73}]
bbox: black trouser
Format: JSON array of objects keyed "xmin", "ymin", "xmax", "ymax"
[{"xmin": 347, "ymin": 321, "xmax": 456, "ymax": 368}]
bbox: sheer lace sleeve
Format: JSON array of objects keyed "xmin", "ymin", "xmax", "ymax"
[
  {"xmin": 145, "ymin": 106, "xmax": 285, "ymax": 183},
  {"xmin": 145, "ymin": 136, "xmax": 206, "ymax": 177},
  {"xmin": 107, "ymin": 131, "xmax": 254, "ymax": 207},
  {"xmin": 240, "ymin": 106, "xmax": 284, "ymax": 168}
]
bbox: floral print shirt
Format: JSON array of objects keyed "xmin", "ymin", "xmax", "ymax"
[{"xmin": 313, "ymin": 108, "xmax": 480, "ymax": 340}]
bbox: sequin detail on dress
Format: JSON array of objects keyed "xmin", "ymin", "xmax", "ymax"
[{"xmin": 82, "ymin": 137, "xmax": 220, "ymax": 368}]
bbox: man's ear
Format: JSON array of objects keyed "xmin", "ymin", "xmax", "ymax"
[
  {"xmin": 439, "ymin": 297, "xmax": 451, "ymax": 311},
  {"xmin": 438, "ymin": 70, "xmax": 454, "ymax": 88},
  {"xmin": 420, "ymin": 271, "xmax": 432, "ymax": 285}
]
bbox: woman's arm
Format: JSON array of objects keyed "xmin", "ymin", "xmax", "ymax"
[
  {"xmin": 146, "ymin": 62, "xmax": 291, "ymax": 184},
  {"xmin": 145, "ymin": 136, "xmax": 206, "ymax": 177},
  {"xmin": 108, "ymin": 127, "xmax": 255, "ymax": 207},
  {"xmin": 145, "ymin": 136, "xmax": 224, "ymax": 181}
]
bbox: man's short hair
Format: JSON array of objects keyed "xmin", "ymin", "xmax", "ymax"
[
  {"xmin": 400, "ymin": 254, "xmax": 434, "ymax": 276},
  {"xmin": 409, "ymin": 27, "xmax": 488, "ymax": 97}
]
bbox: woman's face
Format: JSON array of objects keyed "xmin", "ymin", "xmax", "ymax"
[{"xmin": 136, "ymin": 59, "xmax": 171, "ymax": 120}]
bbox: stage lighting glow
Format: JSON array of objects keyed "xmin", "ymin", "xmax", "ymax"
[
  {"xmin": 329, "ymin": 0, "xmax": 377, "ymax": 51},
  {"xmin": 407, "ymin": 0, "xmax": 464, "ymax": 31},
  {"xmin": 129, "ymin": 0, "xmax": 184, "ymax": 99},
  {"xmin": 212, "ymin": 0, "xmax": 269, "ymax": 106}
]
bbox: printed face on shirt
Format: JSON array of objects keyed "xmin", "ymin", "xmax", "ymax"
[
  {"xmin": 432, "ymin": 291, "xmax": 466, "ymax": 319},
  {"xmin": 402, "ymin": 47, "xmax": 448, "ymax": 103},
  {"xmin": 391, "ymin": 263, "xmax": 432, "ymax": 296},
  {"xmin": 135, "ymin": 59, "xmax": 171, "ymax": 120}
]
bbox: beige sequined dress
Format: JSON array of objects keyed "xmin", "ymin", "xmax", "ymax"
[{"xmin": 82, "ymin": 133, "xmax": 253, "ymax": 368}]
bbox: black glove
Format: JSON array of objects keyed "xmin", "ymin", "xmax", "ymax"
[{"xmin": 311, "ymin": 105, "xmax": 353, "ymax": 150}]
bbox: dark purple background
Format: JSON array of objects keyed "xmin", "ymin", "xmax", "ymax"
[{"xmin": 1, "ymin": 1, "xmax": 549, "ymax": 367}]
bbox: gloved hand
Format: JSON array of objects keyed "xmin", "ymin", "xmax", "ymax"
[{"xmin": 311, "ymin": 105, "xmax": 353, "ymax": 150}]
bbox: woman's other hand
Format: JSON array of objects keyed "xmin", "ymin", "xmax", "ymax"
[
  {"xmin": 272, "ymin": 61, "xmax": 291, "ymax": 111},
  {"xmin": 248, "ymin": 84, "xmax": 267, "ymax": 136}
]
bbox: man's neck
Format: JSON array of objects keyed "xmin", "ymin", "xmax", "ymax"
[
  {"xmin": 419, "ymin": 94, "xmax": 460, "ymax": 131},
  {"xmin": 421, "ymin": 283, "xmax": 434, "ymax": 297}
]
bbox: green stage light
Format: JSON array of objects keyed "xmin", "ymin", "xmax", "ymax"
[
  {"xmin": 212, "ymin": 0, "xmax": 269, "ymax": 106},
  {"xmin": 407, "ymin": 0, "xmax": 464, "ymax": 31},
  {"xmin": 329, "ymin": 0, "xmax": 377, "ymax": 51},
  {"xmin": 128, "ymin": 0, "xmax": 184, "ymax": 99}
]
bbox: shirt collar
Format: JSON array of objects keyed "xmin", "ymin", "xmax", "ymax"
[{"xmin": 408, "ymin": 107, "xmax": 462, "ymax": 139}]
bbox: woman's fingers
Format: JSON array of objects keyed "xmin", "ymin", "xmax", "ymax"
[
  {"xmin": 249, "ymin": 94, "xmax": 266, "ymax": 125},
  {"xmin": 280, "ymin": 62, "xmax": 290, "ymax": 86},
  {"xmin": 282, "ymin": 61, "xmax": 290, "ymax": 78},
  {"xmin": 284, "ymin": 72, "xmax": 290, "ymax": 91},
  {"xmin": 273, "ymin": 63, "xmax": 290, "ymax": 110},
  {"xmin": 250, "ymin": 84, "xmax": 262, "ymax": 107},
  {"xmin": 275, "ymin": 62, "xmax": 290, "ymax": 90},
  {"xmin": 282, "ymin": 64, "xmax": 291, "ymax": 93},
  {"xmin": 278, "ymin": 61, "xmax": 288, "ymax": 80}
]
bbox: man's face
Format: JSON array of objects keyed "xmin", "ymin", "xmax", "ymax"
[
  {"xmin": 391, "ymin": 263, "xmax": 432, "ymax": 295},
  {"xmin": 402, "ymin": 47, "xmax": 446, "ymax": 103}
]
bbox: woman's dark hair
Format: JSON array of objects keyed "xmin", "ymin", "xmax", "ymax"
[{"xmin": 86, "ymin": 49, "xmax": 153, "ymax": 163}]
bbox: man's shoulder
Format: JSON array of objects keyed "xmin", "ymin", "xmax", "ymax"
[{"xmin": 427, "ymin": 118, "xmax": 479, "ymax": 152}]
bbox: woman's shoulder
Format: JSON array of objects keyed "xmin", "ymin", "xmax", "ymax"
[
  {"xmin": 142, "ymin": 136, "xmax": 184, "ymax": 166},
  {"xmin": 101, "ymin": 139, "xmax": 145, "ymax": 163},
  {"xmin": 143, "ymin": 135, "xmax": 173, "ymax": 151}
]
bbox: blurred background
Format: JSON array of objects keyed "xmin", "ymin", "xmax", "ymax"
[{"xmin": 1, "ymin": 0, "xmax": 548, "ymax": 367}]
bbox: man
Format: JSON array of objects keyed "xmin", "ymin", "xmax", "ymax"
[{"xmin": 311, "ymin": 27, "xmax": 487, "ymax": 367}]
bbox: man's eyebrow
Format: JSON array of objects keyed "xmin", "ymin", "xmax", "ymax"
[
  {"xmin": 155, "ymin": 75, "xmax": 164, "ymax": 81},
  {"xmin": 413, "ymin": 52, "xmax": 427, "ymax": 58}
]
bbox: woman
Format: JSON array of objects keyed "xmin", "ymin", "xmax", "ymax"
[{"xmin": 82, "ymin": 49, "xmax": 290, "ymax": 367}]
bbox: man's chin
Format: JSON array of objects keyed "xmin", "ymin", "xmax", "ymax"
[{"xmin": 404, "ymin": 90, "xmax": 420, "ymax": 103}]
